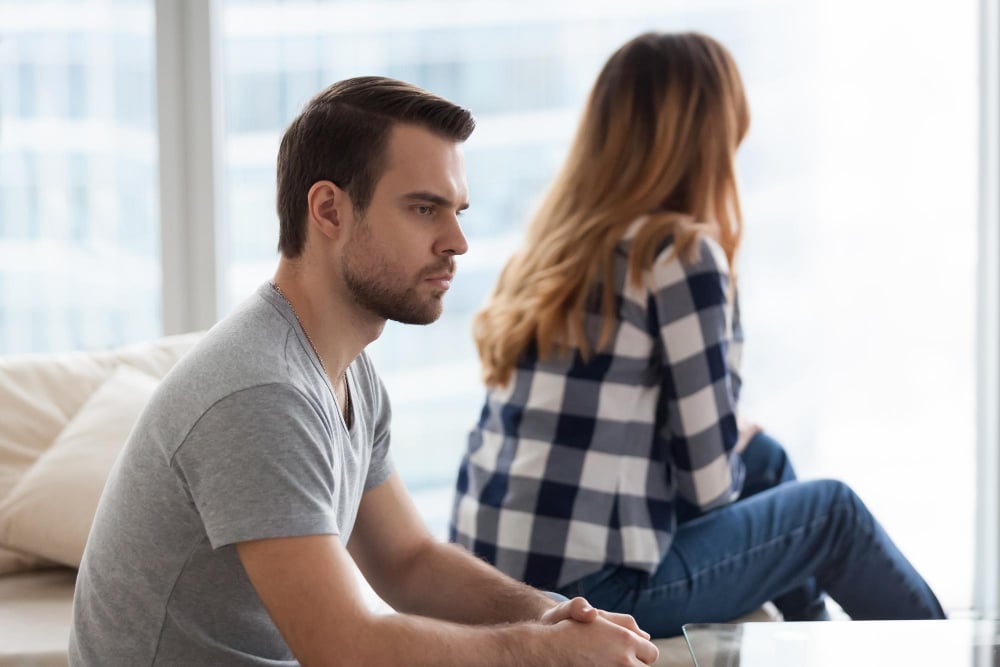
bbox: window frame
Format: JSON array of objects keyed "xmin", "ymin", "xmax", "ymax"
[
  {"xmin": 976, "ymin": 0, "xmax": 1000, "ymax": 617},
  {"xmin": 155, "ymin": 0, "xmax": 226, "ymax": 335}
]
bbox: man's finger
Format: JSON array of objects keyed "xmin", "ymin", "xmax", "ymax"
[
  {"xmin": 599, "ymin": 610, "xmax": 651, "ymax": 639},
  {"xmin": 634, "ymin": 636, "xmax": 660, "ymax": 665},
  {"xmin": 540, "ymin": 596, "xmax": 598, "ymax": 625},
  {"xmin": 567, "ymin": 596, "xmax": 599, "ymax": 622}
]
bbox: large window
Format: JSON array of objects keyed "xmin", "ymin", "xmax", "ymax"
[
  {"xmin": 0, "ymin": 0, "xmax": 982, "ymax": 613},
  {"xmin": 0, "ymin": 0, "xmax": 161, "ymax": 353},
  {"xmin": 216, "ymin": 0, "xmax": 979, "ymax": 610}
]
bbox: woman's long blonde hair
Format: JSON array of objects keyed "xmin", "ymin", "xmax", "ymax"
[{"xmin": 475, "ymin": 32, "xmax": 750, "ymax": 387}]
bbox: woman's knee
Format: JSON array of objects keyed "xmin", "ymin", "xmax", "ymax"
[
  {"xmin": 811, "ymin": 478, "xmax": 855, "ymax": 500},
  {"xmin": 741, "ymin": 431, "xmax": 796, "ymax": 489},
  {"xmin": 809, "ymin": 478, "xmax": 876, "ymax": 532}
]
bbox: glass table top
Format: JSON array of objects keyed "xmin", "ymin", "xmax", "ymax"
[{"xmin": 682, "ymin": 619, "xmax": 1000, "ymax": 666}]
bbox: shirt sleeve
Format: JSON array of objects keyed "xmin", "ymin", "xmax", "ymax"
[
  {"xmin": 650, "ymin": 236, "xmax": 745, "ymax": 511},
  {"xmin": 729, "ymin": 289, "xmax": 744, "ymax": 402},
  {"xmin": 171, "ymin": 383, "xmax": 341, "ymax": 549}
]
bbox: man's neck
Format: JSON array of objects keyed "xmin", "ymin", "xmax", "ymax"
[{"xmin": 272, "ymin": 260, "xmax": 385, "ymax": 381}]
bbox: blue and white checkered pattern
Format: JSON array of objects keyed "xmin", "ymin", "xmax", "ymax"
[{"xmin": 451, "ymin": 221, "xmax": 746, "ymax": 590}]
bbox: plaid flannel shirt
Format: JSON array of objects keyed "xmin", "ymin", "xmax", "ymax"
[{"xmin": 451, "ymin": 220, "xmax": 746, "ymax": 590}]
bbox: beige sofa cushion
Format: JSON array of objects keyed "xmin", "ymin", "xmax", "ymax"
[
  {"xmin": 0, "ymin": 333, "xmax": 201, "ymax": 572},
  {"xmin": 0, "ymin": 333, "xmax": 200, "ymax": 475},
  {"xmin": 0, "ymin": 355, "xmax": 109, "ymax": 511},
  {"xmin": 0, "ymin": 546, "xmax": 53, "ymax": 576},
  {"xmin": 0, "ymin": 365, "xmax": 158, "ymax": 567}
]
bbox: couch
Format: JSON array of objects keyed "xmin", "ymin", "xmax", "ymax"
[
  {"xmin": 0, "ymin": 333, "xmax": 203, "ymax": 666},
  {"xmin": 0, "ymin": 333, "xmax": 771, "ymax": 666}
]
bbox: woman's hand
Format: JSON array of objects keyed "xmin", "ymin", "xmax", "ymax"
[{"xmin": 735, "ymin": 418, "xmax": 762, "ymax": 453}]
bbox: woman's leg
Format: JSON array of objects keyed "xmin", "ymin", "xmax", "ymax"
[
  {"xmin": 677, "ymin": 431, "xmax": 827, "ymax": 620},
  {"xmin": 739, "ymin": 430, "xmax": 797, "ymax": 495},
  {"xmin": 737, "ymin": 432, "xmax": 828, "ymax": 620},
  {"xmin": 559, "ymin": 479, "xmax": 944, "ymax": 638}
]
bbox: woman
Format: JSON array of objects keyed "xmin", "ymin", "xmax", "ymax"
[{"xmin": 450, "ymin": 31, "xmax": 944, "ymax": 637}]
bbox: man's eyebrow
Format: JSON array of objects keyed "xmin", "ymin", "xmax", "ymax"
[{"xmin": 402, "ymin": 191, "xmax": 470, "ymax": 211}]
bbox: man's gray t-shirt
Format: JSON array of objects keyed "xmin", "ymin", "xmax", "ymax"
[{"xmin": 69, "ymin": 283, "xmax": 394, "ymax": 666}]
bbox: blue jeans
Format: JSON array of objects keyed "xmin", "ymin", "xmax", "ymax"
[{"xmin": 556, "ymin": 432, "xmax": 946, "ymax": 638}]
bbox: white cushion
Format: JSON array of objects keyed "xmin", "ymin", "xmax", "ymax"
[
  {"xmin": 0, "ymin": 333, "xmax": 199, "ymax": 485},
  {"xmin": 0, "ymin": 365, "xmax": 158, "ymax": 567},
  {"xmin": 0, "ymin": 355, "xmax": 108, "ymax": 514},
  {"xmin": 0, "ymin": 332, "xmax": 200, "ymax": 573}
]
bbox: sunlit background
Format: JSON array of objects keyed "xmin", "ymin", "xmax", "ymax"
[{"xmin": 0, "ymin": 0, "xmax": 979, "ymax": 612}]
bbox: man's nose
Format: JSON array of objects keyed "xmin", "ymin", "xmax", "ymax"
[{"xmin": 436, "ymin": 214, "xmax": 468, "ymax": 256}]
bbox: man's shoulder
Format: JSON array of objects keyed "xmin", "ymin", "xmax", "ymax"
[
  {"xmin": 141, "ymin": 291, "xmax": 325, "ymax": 447},
  {"xmin": 173, "ymin": 288, "xmax": 309, "ymax": 389}
]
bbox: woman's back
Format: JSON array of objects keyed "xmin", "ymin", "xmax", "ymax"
[{"xmin": 451, "ymin": 220, "xmax": 745, "ymax": 591}]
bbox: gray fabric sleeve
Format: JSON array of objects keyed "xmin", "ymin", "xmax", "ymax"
[
  {"xmin": 363, "ymin": 367, "xmax": 394, "ymax": 491},
  {"xmin": 171, "ymin": 383, "xmax": 340, "ymax": 549}
]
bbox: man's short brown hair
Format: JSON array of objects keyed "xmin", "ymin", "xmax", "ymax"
[{"xmin": 275, "ymin": 76, "xmax": 475, "ymax": 258}]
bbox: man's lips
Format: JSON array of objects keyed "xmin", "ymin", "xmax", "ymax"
[
  {"xmin": 424, "ymin": 273, "xmax": 454, "ymax": 289},
  {"xmin": 423, "ymin": 260, "xmax": 456, "ymax": 289}
]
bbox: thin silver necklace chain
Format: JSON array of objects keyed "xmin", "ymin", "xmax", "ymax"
[{"xmin": 269, "ymin": 281, "xmax": 352, "ymax": 426}]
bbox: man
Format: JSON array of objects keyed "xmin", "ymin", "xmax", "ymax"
[{"xmin": 69, "ymin": 77, "xmax": 659, "ymax": 666}]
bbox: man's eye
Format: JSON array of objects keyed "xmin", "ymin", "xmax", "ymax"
[{"xmin": 415, "ymin": 205, "xmax": 434, "ymax": 216}]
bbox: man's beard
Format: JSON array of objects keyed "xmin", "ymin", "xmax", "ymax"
[{"xmin": 341, "ymin": 228, "xmax": 454, "ymax": 325}]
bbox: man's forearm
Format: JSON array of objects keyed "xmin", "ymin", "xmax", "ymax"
[
  {"xmin": 331, "ymin": 605, "xmax": 657, "ymax": 667},
  {"xmin": 378, "ymin": 540, "xmax": 555, "ymax": 624},
  {"xmin": 345, "ymin": 611, "xmax": 546, "ymax": 667}
]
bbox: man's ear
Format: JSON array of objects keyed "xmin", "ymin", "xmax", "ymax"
[{"xmin": 306, "ymin": 180, "xmax": 352, "ymax": 241}]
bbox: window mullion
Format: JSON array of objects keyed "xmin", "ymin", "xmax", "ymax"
[
  {"xmin": 976, "ymin": 0, "xmax": 1000, "ymax": 618},
  {"xmin": 155, "ymin": 0, "xmax": 226, "ymax": 335}
]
